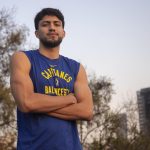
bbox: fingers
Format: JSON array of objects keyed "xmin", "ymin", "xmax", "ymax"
[{"xmin": 68, "ymin": 93, "xmax": 77, "ymax": 104}]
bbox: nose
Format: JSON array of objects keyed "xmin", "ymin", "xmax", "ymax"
[
  {"xmin": 49, "ymin": 28, "xmax": 55, "ymax": 32},
  {"xmin": 48, "ymin": 23, "xmax": 55, "ymax": 32}
]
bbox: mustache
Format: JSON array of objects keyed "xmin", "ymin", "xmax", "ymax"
[{"xmin": 47, "ymin": 32, "xmax": 58, "ymax": 36}]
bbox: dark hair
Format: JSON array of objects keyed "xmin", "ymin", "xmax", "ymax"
[{"xmin": 34, "ymin": 8, "xmax": 65, "ymax": 30}]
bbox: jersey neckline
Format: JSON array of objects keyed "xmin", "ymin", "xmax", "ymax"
[{"xmin": 36, "ymin": 49, "xmax": 62, "ymax": 63}]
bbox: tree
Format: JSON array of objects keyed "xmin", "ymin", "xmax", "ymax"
[
  {"xmin": 0, "ymin": 8, "xmax": 28, "ymax": 81},
  {"xmin": 79, "ymin": 75, "xmax": 143, "ymax": 150},
  {"xmin": 105, "ymin": 96, "xmax": 150, "ymax": 150},
  {"xmin": 78, "ymin": 74, "xmax": 118, "ymax": 148},
  {"xmin": 0, "ymin": 8, "xmax": 28, "ymax": 149}
]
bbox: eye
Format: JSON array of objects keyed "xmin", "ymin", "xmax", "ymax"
[
  {"xmin": 55, "ymin": 23, "xmax": 61, "ymax": 27},
  {"xmin": 54, "ymin": 21, "xmax": 62, "ymax": 27},
  {"xmin": 42, "ymin": 23, "xmax": 49, "ymax": 27}
]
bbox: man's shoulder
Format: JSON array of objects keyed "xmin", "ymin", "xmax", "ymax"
[
  {"xmin": 12, "ymin": 49, "xmax": 37, "ymax": 57},
  {"xmin": 22, "ymin": 49, "xmax": 38, "ymax": 54},
  {"xmin": 61, "ymin": 55, "xmax": 80, "ymax": 77},
  {"xmin": 10, "ymin": 51, "xmax": 31, "ymax": 68},
  {"xmin": 11, "ymin": 50, "xmax": 27, "ymax": 60},
  {"xmin": 61, "ymin": 55, "xmax": 80, "ymax": 65},
  {"xmin": 20, "ymin": 49, "xmax": 38, "ymax": 61}
]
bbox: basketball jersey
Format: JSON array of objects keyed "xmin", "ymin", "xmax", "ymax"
[{"xmin": 17, "ymin": 50, "xmax": 82, "ymax": 150}]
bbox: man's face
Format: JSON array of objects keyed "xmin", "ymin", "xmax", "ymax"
[{"xmin": 35, "ymin": 15, "xmax": 65, "ymax": 48}]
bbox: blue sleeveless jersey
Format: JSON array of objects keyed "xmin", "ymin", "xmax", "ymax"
[{"xmin": 17, "ymin": 50, "xmax": 82, "ymax": 150}]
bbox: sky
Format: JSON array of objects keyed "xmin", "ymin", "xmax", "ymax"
[{"xmin": 1, "ymin": 0, "xmax": 150, "ymax": 108}]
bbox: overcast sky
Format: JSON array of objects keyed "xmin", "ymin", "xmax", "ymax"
[{"xmin": 1, "ymin": 0, "xmax": 150, "ymax": 108}]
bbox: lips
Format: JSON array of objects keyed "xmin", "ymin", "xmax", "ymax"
[{"xmin": 47, "ymin": 33, "xmax": 58, "ymax": 36}]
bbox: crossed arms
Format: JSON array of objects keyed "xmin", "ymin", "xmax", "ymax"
[{"xmin": 10, "ymin": 52, "xmax": 93, "ymax": 121}]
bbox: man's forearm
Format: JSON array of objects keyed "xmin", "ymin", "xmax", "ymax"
[
  {"xmin": 47, "ymin": 102, "xmax": 93, "ymax": 121},
  {"xmin": 24, "ymin": 93, "xmax": 76, "ymax": 113},
  {"xmin": 48, "ymin": 112, "xmax": 79, "ymax": 120},
  {"xmin": 12, "ymin": 84, "xmax": 76, "ymax": 113}
]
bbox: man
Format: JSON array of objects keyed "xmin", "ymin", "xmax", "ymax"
[{"xmin": 10, "ymin": 8, "xmax": 93, "ymax": 150}]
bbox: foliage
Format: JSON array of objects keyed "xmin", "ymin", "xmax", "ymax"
[
  {"xmin": 85, "ymin": 90, "xmax": 150, "ymax": 150},
  {"xmin": 0, "ymin": 8, "xmax": 28, "ymax": 149},
  {"xmin": 0, "ymin": 7, "xmax": 28, "ymax": 82},
  {"xmin": 78, "ymin": 75, "xmax": 119, "ymax": 148}
]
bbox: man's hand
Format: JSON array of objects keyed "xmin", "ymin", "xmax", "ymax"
[{"xmin": 67, "ymin": 93, "xmax": 77, "ymax": 104}]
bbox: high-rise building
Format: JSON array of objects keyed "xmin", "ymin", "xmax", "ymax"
[
  {"xmin": 117, "ymin": 113, "xmax": 128, "ymax": 138},
  {"xmin": 137, "ymin": 87, "xmax": 150, "ymax": 134}
]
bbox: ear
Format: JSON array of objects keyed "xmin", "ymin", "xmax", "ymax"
[
  {"xmin": 35, "ymin": 30, "xmax": 39, "ymax": 39},
  {"xmin": 63, "ymin": 30, "xmax": 66, "ymax": 38}
]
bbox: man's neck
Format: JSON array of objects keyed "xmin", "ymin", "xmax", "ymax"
[{"xmin": 39, "ymin": 45, "xmax": 60, "ymax": 59}]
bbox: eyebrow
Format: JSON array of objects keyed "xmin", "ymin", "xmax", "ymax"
[{"xmin": 41, "ymin": 20, "xmax": 61, "ymax": 24}]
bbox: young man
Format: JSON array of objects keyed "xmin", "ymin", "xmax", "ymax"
[{"xmin": 10, "ymin": 8, "xmax": 93, "ymax": 150}]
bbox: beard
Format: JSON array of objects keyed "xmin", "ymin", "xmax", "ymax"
[{"xmin": 40, "ymin": 37, "xmax": 63, "ymax": 48}]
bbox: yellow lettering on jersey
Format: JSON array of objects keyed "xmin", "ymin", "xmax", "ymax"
[
  {"xmin": 41, "ymin": 70, "xmax": 51, "ymax": 79},
  {"xmin": 41, "ymin": 68, "xmax": 73, "ymax": 83},
  {"xmin": 59, "ymin": 71, "xmax": 65, "ymax": 78},
  {"xmin": 44, "ymin": 86, "xmax": 70, "ymax": 96},
  {"xmin": 66, "ymin": 77, "xmax": 72, "ymax": 83},
  {"xmin": 55, "ymin": 69, "xmax": 60, "ymax": 77}
]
